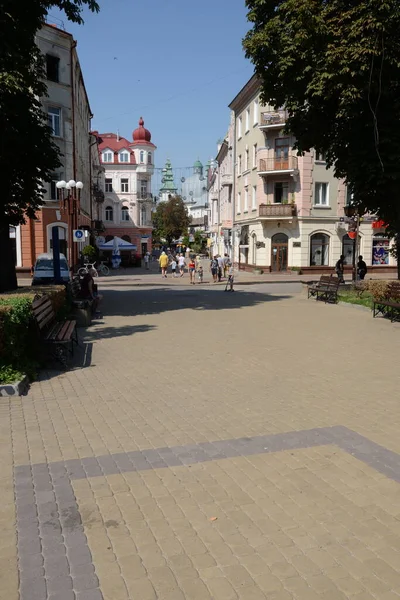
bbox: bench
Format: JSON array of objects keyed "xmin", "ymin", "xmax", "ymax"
[
  {"xmin": 308, "ymin": 275, "xmax": 340, "ymax": 304},
  {"xmin": 67, "ymin": 277, "xmax": 93, "ymax": 327},
  {"xmin": 32, "ymin": 295, "xmax": 78, "ymax": 366},
  {"xmin": 373, "ymin": 282, "xmax": 400, "ymax": 322}
]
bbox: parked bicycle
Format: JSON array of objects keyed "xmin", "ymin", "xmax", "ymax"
[{"xmin": 78, "ymin": 261, "xmax": 110, "ymax": 277}]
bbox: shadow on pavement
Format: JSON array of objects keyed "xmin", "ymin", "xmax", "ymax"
[
  {"xmin": 83, "ymin": 324, "xmax": 156, "ymax": 341},
  {"xmin": 101, "ymin": 287, "xmax": 293, "ymax": 318}
]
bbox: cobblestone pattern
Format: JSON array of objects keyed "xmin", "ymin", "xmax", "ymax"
[{"xmin": 14, "ymin": 425, "xmax": 400, "ymax": 599}]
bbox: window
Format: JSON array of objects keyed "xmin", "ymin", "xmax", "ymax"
[
  {"xmin": 48, "ymin": 107, "xmax": 61, "ymax": 136},
  {"xmin": 237, "ymin": 155, "xmax": 242, "ymax": 175},
  {"xmin": 139, "ymin": 150, "xmax": 145, "ymax": 163},
  {"xmin": 342, "ymin": 234, "xmax": 355, "ymax": 266},
  {"xmin": 147, "ymin": 152, "xmax": 152, "ymax": 165},
  {"xmin": 121, "ymin": 206, "xmax": 129, "ymax": 221},
  {"xmin": 252, "ymin": 186, "xmax": 257, "ymax": 210},
  {"xmin": 105, "ymin": 206, "xmax": 113, "ymax": 221},
  {"xmin": 346, "ymin": 188, "xmax": 354, "ymax": 206},
  {"xmin": 119, "ymin": 151, "xmax": 129, "ymax": 163},
  {"xmin": 105, "ymin": 178, "xmax": 113, "ymax": 193},
  {"xmin": 103, "ymin": 151, "xmax": 113, "ymax": 162},
  {"xmin": 244, "ymin": 188, "xmax": 249, "ymax": 212},
  {"xmin": 50, "ymin": 174, "xmax": 60, "ymax": 200},
  {"xmin": 121, "ymin": 178, "xmax": 129, "ymax": 193},
  {"xmin": 245, "ymin": 108, "xmax": 250, "ymax": 132},
  {"xmin": 245, "ymin": 149, "xmax": 249, "ymax": 171},
  {"xmin": 372, "ymin": 236, "xmax": 390, "ymax": 265},
  {"xmin": 314, "ymin": 182, "xmax": 329, "ymax": 206},
  {"xmin": 274, "ymin": 182, "xmax": 289, "ymax": 204},
  {"xmin": 140, "ymin": 206, "xmax": 147, "ymax": 226},
  {"xmin": 139, "ymin": 179, "xmax": 147, "ymax": 198},
  {"xmin": 238, "ymin": 116, "xmax": 242, "ymax": 139},
  {"xmin": 237, "ymin": 192, "xmax": 241, "ymax": 213},
  {"xmin": 315, "ymin": 151, "xmax": 326, "ymax": 162},
  {"xmin": 46, "ymin": 55, "xmax": 60, "ymax": 82},
  {"xmin": 253, "ymin": 144, "xmax": 257, "ymax": 168},
  {"xmin": 310, "ymin": 233, "xmax": 330, "ymax": 266},
  {"xmin": 253, "ymin": 99, "xmax": 259, "ymax": 125}
]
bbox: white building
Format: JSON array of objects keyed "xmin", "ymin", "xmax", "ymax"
[{"xmin": 97, "ymin": 118, "xmax": 156, "ymax": 256}]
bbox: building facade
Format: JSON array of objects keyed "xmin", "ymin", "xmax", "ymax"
[
  {"xmin": 15, "ymin": 23, "xmax": 95, "ymax": 271},
  {"xmin": 97, "ymin": 118, "xmax": 156, "ymax": 256},
  {"xmin": 225, "ymin": 75, "xmax": 396, "ymax": 273}
]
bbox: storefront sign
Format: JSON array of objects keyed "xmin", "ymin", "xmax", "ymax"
[{"xmin": 293, "ymin": 241, "xmax": 301, "ymax": 248}]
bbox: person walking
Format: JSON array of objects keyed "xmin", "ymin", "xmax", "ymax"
[
  {"xmin": 357, "ymin": 255, "xmax": 368, "ymax": 280},
  {"xmin": 210, "ymin": 256, "xmax": 219, "ymax": 283},
  {"xmin": 159, "ymin": 251, "xmax": 169, "ymax": 278},
  {"xmin": 188, "ymin": 257, "xmax": 196, "ymax": 284},
  {"xmin": 335, "ymin": 254, "xmax": 345, "ymax": 283},
  {"xmin": 171, "ymin": 258, "xmax": 177, "ymax": 277},
  {"xmin": 217, "ymin": 255, "xmax": 224, "ymax": 281},
  {"xmin": 144, "ymin": 252, "xmax": 150, "ymax": 270},
  {"xmin": 195, "ymin": 255, "xmax": 203, "ymax": 283},
  {"xmin": 223, "ymin": 253, "xmax": 230, "ymax": 278},
  {"xmin": 178, "ymin": 254, "xmax": 186, "ymax": 277}
]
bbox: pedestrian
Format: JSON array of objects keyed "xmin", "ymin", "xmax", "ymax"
[
  {"xmin": 144, "ymin": 252, "xmax": 150, "ymax": 270},
  {"xmin": 223, "ymin": 253, "xmax": 230, "ymax": 278},
  {"xmin": 188, "ymin": 257, "xmax": 196, "ymax": 284},
  {"xmin": 159, "ymin": 251, "xmax": 169, "ymax": 278},
  {"xmin": 210, "ymin": 256, "xmax": 219, "ymax": 283},
  {"xmin": 195, "ymin": 255, "xmax": 203, "ymax": 283},
  {"xmin": 171, "ymin": 258, "xmax": 177, "ymax": 277},
  {"xmin": 224, "ymin": 264, "xmax": 234, "ymax": 292},
  {"xmin": 357, "ymin": 255, "xmax": 368, "ymax": 280},
  {"xmin": 217, "ymin": 255, "xmax": 224, "ymax": 281},
  {"xmin": 178, "ymin": 254, "xmax": 186, "ymax": 277},
  {"xmin": 335, "ymin": 254, "xmax": 345, "ymax": 283}
]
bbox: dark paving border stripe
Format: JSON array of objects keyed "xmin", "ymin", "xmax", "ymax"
[{"xmin": 14, "ymin": 425, "xmax": 400, "ymax": 599}]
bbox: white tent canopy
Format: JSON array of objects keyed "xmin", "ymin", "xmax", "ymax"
[{"xmin": 98, "ymin": 236, "xmax": 137, "ymax": 251}]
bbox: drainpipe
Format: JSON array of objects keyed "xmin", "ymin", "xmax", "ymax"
[{"xmin": 70, "ymin": 39, "xmax": 77, "ymax": 268}]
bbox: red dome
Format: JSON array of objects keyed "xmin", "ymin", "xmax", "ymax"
[{"xmin": 133, "ymin": 117, "xmax": 151, "ymax": 143}]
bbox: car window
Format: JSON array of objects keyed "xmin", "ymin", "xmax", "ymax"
[{"xmin": 35, "ymin": 258, "xmax": 69, "ymax": 271}]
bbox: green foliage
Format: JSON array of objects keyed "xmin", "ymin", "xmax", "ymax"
[
  {"xmin": 0, "ymin": 0, "xmax": 100, "ymax": 292},
  {"xmin": 152, "ymin": 196, "xmax": 191, "ymax": 245},
  {"xmin": 0, "ymin": 363, "xmax": 24, "ymax": 385},
  {"xmin": 0, "ymin": 296, "xmax": 39, "ymax": 379},
  {"xmin": 81, "ymin": 244, "xmax": 97, "ymax": 260},
  {"xmin": 244, "ymin": 0, "xmax": 400, "ymax": 275}
]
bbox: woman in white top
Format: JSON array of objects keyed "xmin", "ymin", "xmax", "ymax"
[{"xmin": 178, "ymin": 254, "xmax": 186, "ymax": 277}]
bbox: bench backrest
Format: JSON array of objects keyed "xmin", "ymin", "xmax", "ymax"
[
  {"xmin": 32, "ymin": 295, "xmax": 55, "ymax": 331},
  {"xmin": 69, "ymin": 277, "xmax": 81, "ymax": 298},
  {"xmin": 319, "ymin": 275, "xmax": 332, "ymax": 284},
  {"xmin": 329, "ymin": 276, "xmax": 340, "ymax": 290}
]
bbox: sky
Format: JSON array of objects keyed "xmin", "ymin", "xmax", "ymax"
[{"xmin": 48, "ymin": 0, "xmax": 254, "ymax": 179}]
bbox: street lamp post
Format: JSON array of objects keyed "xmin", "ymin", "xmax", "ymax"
[
  {"xmin": 56, "ymin": 179, "xmax": 84, "ymax": 269},
  {"xmin": 344, "ymin": 205, "xmax": 360, "ymax": 282}
]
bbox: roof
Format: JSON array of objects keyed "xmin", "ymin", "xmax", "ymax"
[
  {"xmin": 228, "ymin": 73, "xmax": 260, "ymax": 113},
  {"xmin": 98, "ymin": 133, "xmax": 137, "ymax": 163},
  {"xmin": 194, "ymin": 159, "xmax": 203, "ymax": 168}
]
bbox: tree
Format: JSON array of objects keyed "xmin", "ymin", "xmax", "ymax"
[
  {"xmin": 152, "ymin": 196, "xmax": 191, "ymax": 246},
  {"xmin": 244, "ymin": 0, "xmax": 400, "ymax": 276},
  {"xmin": 0, "ymin": 0, "xmax": 99, "ymax": 292}
]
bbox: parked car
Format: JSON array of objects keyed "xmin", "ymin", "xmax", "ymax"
[{"xmin": 32, "ymin": 253, "xmax": 70, "ymax": 286}]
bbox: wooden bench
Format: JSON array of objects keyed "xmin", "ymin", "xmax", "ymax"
[
  {"xmin": 373, "ymin": 282, "xmax": 400, "ymax": 322},
  {"xmin": 308, "ymin": 275, "xmax": 340, "ymax": 304},
  {"xmin": 32, "ymin": 295, "xmax": 78, "ymax": 366}
]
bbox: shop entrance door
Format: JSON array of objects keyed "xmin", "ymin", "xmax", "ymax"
[{"xmin": 271, "ymin": 233, "xmax": 288, "ymax": 271}]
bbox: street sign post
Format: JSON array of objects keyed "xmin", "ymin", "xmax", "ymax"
[{"xmin": 73, "ymin": 230, "xmax": 84, "ymax": 242}]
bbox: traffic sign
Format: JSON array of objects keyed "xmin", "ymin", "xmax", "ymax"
[{"xmin": 73, "ymin": 229, "xmax": 84, "ymax": 242}]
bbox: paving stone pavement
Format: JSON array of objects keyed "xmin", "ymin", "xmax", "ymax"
[{"xmin": 1, "ymin": 282, "xmax": 400, "ymax": 600}]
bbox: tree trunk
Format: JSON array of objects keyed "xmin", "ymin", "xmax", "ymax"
[
  {"xmin": 0, "ymin": 220, "xmax": 18, "ymax": 292},
  {"xmin": 397, "ymin": 235, "xmax": 400, "ymax": 280}
]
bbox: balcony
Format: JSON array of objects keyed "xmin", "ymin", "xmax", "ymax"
[
  {"xmin": 259, "ymin": 109, "xmax": 288, "ymax": 129},
  {"xmin": 221, "ymin": 173, "xmax": 233, "ymax": 186},
  {"xmin": 138, "ymin": 192, "xmax": 153, "ymax": 201},
  {"xmin": 258, "ymin": 155, "xmax": 298, "ymax": 176},
  {"xmin": 259, "ymin": 204, "xmax": 297, "ymax": 219}
]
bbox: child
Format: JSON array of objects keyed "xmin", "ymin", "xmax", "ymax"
[{"xmin": 171, "ymin": 258, "xmax": 177, "ymax": 277}]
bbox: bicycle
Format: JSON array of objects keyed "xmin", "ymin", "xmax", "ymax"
[{"xmin": 78, "ymin": 261, "xmax": 110, "ymax": 277}]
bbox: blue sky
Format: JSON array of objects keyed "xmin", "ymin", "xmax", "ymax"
[{"xmin": 49, "ymin": 0, "xmax": 254, "ymax": 178}]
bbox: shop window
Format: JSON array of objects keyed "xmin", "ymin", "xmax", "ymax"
[{"xmin": 372, "ymin": 236, "xmax": 390, "ymax": 265}]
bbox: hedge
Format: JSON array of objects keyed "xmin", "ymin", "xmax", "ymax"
[{"xmin": 0, "ymin": 286, "xmax": 66, "ymax": 383}]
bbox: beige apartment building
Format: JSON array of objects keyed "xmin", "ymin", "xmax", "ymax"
[{"xmin": 226, "ymin": 75, "xmax": 395, "ymax": 273}]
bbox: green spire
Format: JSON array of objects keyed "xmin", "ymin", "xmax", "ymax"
[{"xmin": 159, "ymin": 158, "xmax": 177, "ymax": 193}]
